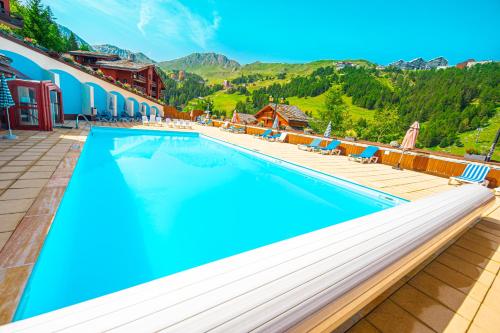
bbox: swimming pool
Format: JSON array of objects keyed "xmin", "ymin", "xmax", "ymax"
[{"xmin": 15, "ymin": 127, "xmax": 404, "ymax": 320}]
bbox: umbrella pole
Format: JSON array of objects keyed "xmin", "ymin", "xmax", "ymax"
[
  {"xmin": 393, "ymin": 149, "xmax": 405, "ymax": 170},
  {"xmin": 3, "ymin": 106, "xmax": 16, "ymax": 140}
]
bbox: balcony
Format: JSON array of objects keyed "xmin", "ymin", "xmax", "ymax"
[
  {"xmin": 0, "ymin": 9, "xmax": 23, "ymax": 29},
  {"xmin": 133, "ymin": 74, "xmax": 146, "ymax": 83}
]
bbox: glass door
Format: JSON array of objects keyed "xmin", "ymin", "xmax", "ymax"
[
  {"xmin": 49, "ymin": 90, "xmax": 61, "ymax": 125},
  {"xmin": 17, "ymin": 86, "xmax": 39, "ymax": 126}
]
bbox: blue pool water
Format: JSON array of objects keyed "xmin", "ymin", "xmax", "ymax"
[{"xmin": 15, "ymin": 127, "xmax": 403, "ymax": 320}]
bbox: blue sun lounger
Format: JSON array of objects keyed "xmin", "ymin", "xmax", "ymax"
[
  {"xmin": 315, "ymin": 140, "xmax": 341, "ymax": 155},
  {"xmin": 256, "ymin": 129, "xmax": 272, "ymax": 139},
  {"xmin": 449, "ymin": 163, "xmax": 490, "ymax": 186},
  {"xmin": 348, "ymin": 146, "xmax": 379, "ymax": 163},
  {"xmin": 298, "ymin": 138, "xmax": 322, "ymax": 151}
]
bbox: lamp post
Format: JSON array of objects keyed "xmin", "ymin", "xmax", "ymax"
[{"xmin": 269, "ymin": 95, "xmax": 274, "ymax": 128}]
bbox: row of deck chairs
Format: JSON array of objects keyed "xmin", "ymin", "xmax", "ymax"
[
  {"xmin": 254, "ymin": 129, "xmax": 288, "ymax": 142},
  {"xmin": 141, "ymin": 115, "xmax": 193, "ymax": 129},
  {"xmin": 298, "ymin": 138, "xmax": 380, "ymax": 164},
  {"xmin": 219, "ymin": 121, "xmax": 245, "ymax": 134},
  {"xmin": 222, "ymin": 125, "xmax": 492, "ymax": 187},
  {"xmin": 95, "ymin": 111, "xmax": 144, "ymax": 123}
]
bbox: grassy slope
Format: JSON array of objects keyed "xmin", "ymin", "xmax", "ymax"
[
  {"xmin": 172, "ymin": 59, "xmax": 373, "ymax": 84},
  {"xmin": 429, "ymin": 110, "xmax": 500, "ymax": 161}
]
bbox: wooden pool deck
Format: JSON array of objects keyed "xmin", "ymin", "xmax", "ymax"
[{"xmin": 0, "ymin": 123, "xmax": 498, "ymax": 331}]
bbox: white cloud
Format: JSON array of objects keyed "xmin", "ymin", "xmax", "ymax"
[
  {"xmin": 137, "ymin": 0, "xmax": 154, "ymax": 34},
  {"xmin": 56, "ymin": 0, "xmax": 221, "ymax": 51},
  {"xmin": 152, "ymin": 0, "xmax": 222, "ymax": 49}
]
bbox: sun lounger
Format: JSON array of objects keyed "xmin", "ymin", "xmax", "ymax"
[
  {"xmin": 348, "ymin": 146, "xmax": 379, "ymax": 163},
  {"xmin": 255, "ymin": 129, "xmax": 272, "ymax": 139},
  {"xmin": 142, "ymin": 115, "xmax": 149, "ymax": 126},
  {"xmin": 231, "ymin": 126, "xmax": 245, "ymax": 134},
  {"xmin": 274, "ymin": 132, "xmax": 287, "ymax": 142},
  {"xmin": 449, "ymin": 163, "xmax": 490, "ymax": 186},
  {"xmin": 155, "ymin": 116, "xmax": 163, "ymax": 126},
  {"xmin": 298, "ymin": 138, "xmax": 322, "ymax": 151},
  {"xmin": 316, "ymin": 140, "xmax": 341, "ymax": 155}
]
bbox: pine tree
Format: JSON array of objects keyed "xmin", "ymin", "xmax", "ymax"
[{"xmin": 67, "ymin": 32, "xmax": 78, "ymax": 51}]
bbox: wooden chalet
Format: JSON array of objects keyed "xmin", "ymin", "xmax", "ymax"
[{"xmin": 254, "ymin": 103, "xmax": 309, "ymax": 130}]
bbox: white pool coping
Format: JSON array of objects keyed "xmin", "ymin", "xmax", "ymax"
[{"xmin": 1, "ymin": 184, "xmax": 492, "ymax": 333}]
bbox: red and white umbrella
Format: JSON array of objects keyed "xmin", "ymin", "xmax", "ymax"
[
  {"xmin": 231, "ymin": 111, "xmax": 238, "ymax": 123},
  {"xmin": 401, "ymin": 121, "xmax": 420, "ymax": 150},
  {"xmin": 394, "ymin": 121, "xmax": 420, "ymax": 170}
]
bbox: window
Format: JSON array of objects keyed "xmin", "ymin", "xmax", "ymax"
[{"xmin": 17, "ymin": 86, "xmax": 39, "ymax": 126}]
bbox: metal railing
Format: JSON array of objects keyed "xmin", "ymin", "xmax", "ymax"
[{"xmin": 75, "ymin": 114, "xmax": 91, "ymax": 130}]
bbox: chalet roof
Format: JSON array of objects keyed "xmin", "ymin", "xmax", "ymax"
[
  {"xmin": 237, "ymin": 113, "xmax": 257, "ymax": 124},
  {"xmin": 95, "ymin": 59, "xmax": 152, "ymax": 71},
  {"xmin": 268, "ymin": 103, "xmax": 308, "ymax": 123},
  {"xmin": 68, "ymin": 50, "xmax": 119, "ymax": 59}
]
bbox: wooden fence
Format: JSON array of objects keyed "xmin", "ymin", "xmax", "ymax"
[{"xmin": 211, "ymin": 120, "xmax": 500, "ymax": 188}]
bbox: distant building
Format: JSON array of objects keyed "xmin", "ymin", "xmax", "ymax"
[
  {"xmin": 234, "ymin": 112, "xmax": 257, "ymax": 125},
  {"xmin": 456, "ymin": 59, "xmax": 475, "ymax": 69},
  {"xmin": 254, "ymin": 103, "xmax": 309, "ymax": 130},
  {"xmin": 68, "ymin": 50, "xmax": 120, "ymax": 69},
  {"xmin": 96, "ymin": 60, "xmax": 165, "ymax": 100},
  {"xmin": 223, "ymin": 79, "xmax": 232, "ymax": 89},
  {"xmin": 388, "ymin": 57, "xmax": 448, "ymax": 70},
  {"xmin": 178, "ymin": 70, "xmax": 185, "ymax": 81},
  {"xmin": 466, "ymin": 60, "xmax": 493, "ymax": 68},
  {"xmin": 376, "ymin": 65, "xmax": 386, "ymax": 70},
  {"xmin": 69, "ymin": 50, "xmax": 165, "ymax": 100},
  {"xmin": 0, "ymin": 0, "xmax": 23, "ymax": 28},
  {"xmin": 335, "ymin": 61, "xmax": 357, "ymax": 70}
]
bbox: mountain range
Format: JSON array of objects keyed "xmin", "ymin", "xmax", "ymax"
[
  {"xmin": 58, "ymin": 24, "xmax": 93, "ymax": 50},
  {"xmin": 92, "ymin": 44, "xmax": 156, "ymax": 64}
]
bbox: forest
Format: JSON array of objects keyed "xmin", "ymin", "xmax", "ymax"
[
  {"xmin": 2, "ymin": 0, "xmax": 89, "ymax": 52},
  {"xmin": 225, "ymin": 64, "xmax": 499, "ymax": 150}
]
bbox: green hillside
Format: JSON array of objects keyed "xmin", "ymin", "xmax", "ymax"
[{"xmin": 430, "ymin": 110, "xmax": 500, "ymax": 161}]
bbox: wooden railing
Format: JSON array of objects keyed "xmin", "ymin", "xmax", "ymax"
[{"xmin": 211, "ymin": 120, "xmax": 500, "ymax": 187}]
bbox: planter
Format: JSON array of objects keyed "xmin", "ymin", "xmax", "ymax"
[
  {"xmin": 344, "ymin": 136, "xmax": 357, "ymax": 142},
  {"xmin": 464, "ymin": 153, "xmax": 487, "ymax": 161}
]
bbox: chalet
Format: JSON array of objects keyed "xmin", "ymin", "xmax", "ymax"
[
  {"xmin": 95, "ymin": 60, "xmax": 165, "ymax": 100},
  {"xmin": 234, "ymin": 112, "xmax": 257, "ymax": 125},
  {"xmin": 69, "ymin": 51, "xmax": 165, "ymax": 100},
  {"xmin": 254, "ymin": 104, "xmax": 309, "ymax": 130},
  {"xmin": 0, "ymin": 0, "xmax": 23, "ymax": 28},
  {"xmin": 68, "ymin": 50, "xmax": 119, "ymax": 69},
  {"xmin": 1, "ymin": 52, "xmax": 63, "ymax": 131}
]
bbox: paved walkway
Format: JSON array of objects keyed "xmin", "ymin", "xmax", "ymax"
[{"xmin": 0, "ymin": 123, "xmax": 498, "ymax": 332}]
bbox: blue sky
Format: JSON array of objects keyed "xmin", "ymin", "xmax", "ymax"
[{"xmin": 43, "ymin": 0, "xmax": 500, "ymax": 65}]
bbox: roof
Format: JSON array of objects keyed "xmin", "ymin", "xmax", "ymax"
[
  {"xmin": 68, "ymin": 50, "xmax": 119, "ymax": 59},
  {"xmin": 237, "ymin": 113, "xmax": 257, "ymax": 124},
  {"xmin": 263, "ymin": 103, "xmax": 309, "ymax": 123},
  {"xmin": 95, "ymin": 59, "xmax": 152, "ymax": 71}
]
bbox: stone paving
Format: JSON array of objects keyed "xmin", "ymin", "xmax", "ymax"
[{"xmin": 0, "ymin": 123, "xmax": 498, "ymax": 330}]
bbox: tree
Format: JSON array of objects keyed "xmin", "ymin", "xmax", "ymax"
[
  {"xmin": 311, "ymin": 86, "xmax": 349, "ymax": 135},
  {"xmin": 67, "ymin": 32, "xmax": 78, "ymax": 51},
  {"xmin": 367, "ymin": 107, "xmax": 401, "ymax": 143},
  {"xmin": 18, "ymin": 0, "xmax": 67, "ymax": 52}
]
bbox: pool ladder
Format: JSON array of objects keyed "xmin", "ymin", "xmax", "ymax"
[{"xmin": 75, "ymin": 114, "xmax": 91, "ymax": 130}]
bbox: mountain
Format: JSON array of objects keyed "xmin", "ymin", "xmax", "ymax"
[
  {"xmin": 93, "ymin": 44, "xmax": 156, "ymax": 64},
  {"xmin": 388, "ymin": 57, "xmax": 448, "ymax": 70},
  {"xmin": 160, "ymin": 52, "xmax": 241, "ymax": 71},
  {"xmin": 57, "ymin": 24, "xmax": 93, "ymax": 50}
]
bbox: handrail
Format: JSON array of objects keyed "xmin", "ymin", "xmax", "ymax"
[{"xmin": 75, "ymin": 114, "xmax": 91, "ymax": 130}]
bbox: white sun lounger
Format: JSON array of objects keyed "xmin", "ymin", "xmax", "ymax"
[{"xmin": 142, "ymin": 115, "xmax": 149, "ymax": 126}]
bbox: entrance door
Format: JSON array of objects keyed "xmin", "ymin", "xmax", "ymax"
[
  {"xmin": 17, "ymin": 86, "xmax": 39, "ymax": 126},
  {"xmin": 49, "ymin": 90, "xmax": 61, "ymax": 125}
]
